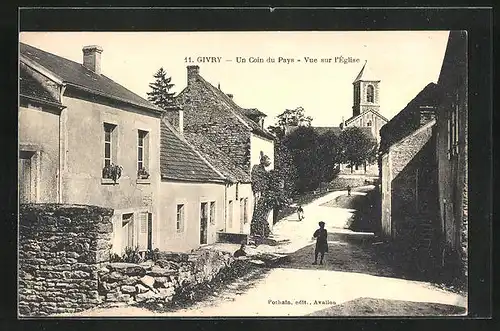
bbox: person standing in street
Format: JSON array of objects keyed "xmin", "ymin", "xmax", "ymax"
[
  {"xmin": 347, "ymin": 185, "xmax": 352, "ymax": 196},
  {"xmin": 297, "ymin": 205, "xmax": 304, "ymax": 221},
  {"xmin": 313, "ymin": 221, "xmax": 328, "ymax": 265}
]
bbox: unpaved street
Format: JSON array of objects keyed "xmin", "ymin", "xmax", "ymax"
[{"xmin": 66, "ymin": 186, "xmax": 467, "ymax": 317}]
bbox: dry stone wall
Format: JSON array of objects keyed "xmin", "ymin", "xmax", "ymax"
[
  {"xmin": 19, "ymin": 204, "xmax": 237, "ymax": 316},
  {"xmin": 19, "ymin": 204, "xmax": 114, "ymax": 316},
  {"xmin": 97, "ymin": 250, "xmax": 234, "ymax": 305}
]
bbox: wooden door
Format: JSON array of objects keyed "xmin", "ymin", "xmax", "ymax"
[
  {"xmin": 19, "ymin": 152, "xmax": 33, "ymax": 203},
  {"xmin": 200, "ymin": 203, "xmax": 208, "ymax": 244}
]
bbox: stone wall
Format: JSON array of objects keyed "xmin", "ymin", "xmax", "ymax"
[
  {"xmin": 19, "ymin": 203, "xmax": 114, "ymax": 316},
  {"xmin": 97, "ymin": 250, "xmax": 233, "ymax": 305}
]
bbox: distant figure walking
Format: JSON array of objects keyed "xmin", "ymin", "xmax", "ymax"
[
  {"xmin": 312, "ymin": 221, "xmax": 328, "ymax": 265},
  {"xmin": 233, "ymin": 242, "xmax": 247, "ymax": 258},
  {"xmin": 297, "ymin": 205, "xmax": 304, "ymax": 221},
  {"xmin": 347, "ymin": 185, "xmax": 352, "ymax": 196}
]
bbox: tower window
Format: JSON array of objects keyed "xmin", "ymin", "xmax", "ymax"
[
  {"xmin": 367, "ymin": 85, "xmax": 374, "ymax": 103},
  {"xmin": 367, "ymin": 120, "xmax": 372, "ymax": 127}
]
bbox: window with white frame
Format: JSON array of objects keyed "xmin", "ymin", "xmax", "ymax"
[
  {"xmin": 104, "ymin": 123, "xmax": 116, "ymax": 168},
  {"xmin": 122, "ymin": 213, "xmax": 135, "ymax": 250},
  {"xmin": 176, "ymin": 204, "xmax": 185, "ymax": 232},
  {"xmin": 137, "ymin": 130, "xmax": 149, "ymax": 177}
]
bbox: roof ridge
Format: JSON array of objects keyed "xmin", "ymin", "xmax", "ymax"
[
  {"xmin": 194, "ymin": 73, "xmax": 275, "ymax": 139},
  {"xmin": 20, "ymin": 42, "xmax": 163, "ymax": 113},
  {"xmin": 197, "ymin": 75, "xmax": 253, "ymax": 130}
]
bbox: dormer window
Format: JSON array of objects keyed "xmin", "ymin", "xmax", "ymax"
[
  {"xmin": 367, "ymin": 120, "xmax": 372, "ymax": 127},
  {"xmin": 367, "ymin": 85, "xmax": 374, "ymax": 103}
]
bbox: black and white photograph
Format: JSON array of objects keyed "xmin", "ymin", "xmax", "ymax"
[{"xmin": 18, "ymin": 27, "xmax": 470, "ymax": 317}]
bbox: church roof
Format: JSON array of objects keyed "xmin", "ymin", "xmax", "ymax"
[
  {"xmin": 344, "ymin": 108, "xmax": 389, "ymax": 125},
  {"xmin": 353, "ymin": 61, "xmax": 380, "ymax": 83}
]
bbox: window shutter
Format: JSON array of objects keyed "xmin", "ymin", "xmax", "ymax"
[{"xmin": 138, "ymin": 212, "xmax": 148, "ymax": 250}]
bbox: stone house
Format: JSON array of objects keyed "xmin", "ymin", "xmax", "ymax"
[
  {"xmin": 379, "ymin": 31, "xmax": 468, "ymax": 279},
  {"xmin": 19, "ymin": 42, "xmax": 174, "ymax": 255},
  {"xmin": 172, "ymin": 65, "xmax": 276, "ymax": 231},
  {"xmin": 434, "ymin": 31, "xmax": 468, "ymax": 276},
  {"xmin": 158, "ymin": 119, "xmax": 227, "ymax": 252},
  {"xmin": 379, "ymin": 83, "xmax": 442, "ymax": 260}
]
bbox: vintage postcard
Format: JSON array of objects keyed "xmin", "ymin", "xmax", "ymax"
[{"xmin": 18, "ymin": 29, "xmax": 468, "ymax": 317}]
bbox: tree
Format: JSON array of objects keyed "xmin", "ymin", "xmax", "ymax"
[
  {"xmin": 268, "ymin": 106, "xmax": 313, "ymax": 139},
  {"xmin": 147, "ymin": 67, "xmax": 175, "ymax": 109},
  {"xmin": 282, "ymin": 126, "xmax": 322, "ymax": 193},
  {"xmin": 317, "ymin": 131, "xmax": 342, "ymax": 182},
  {"xmin": 339, "ymin": 127, "xmax": 378, "ymax": 173}
]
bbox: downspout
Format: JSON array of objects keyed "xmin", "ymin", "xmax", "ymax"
[
  {"xmin": 224, "ymin": 182, "xmax": 228, "ymax": 232},
  {"xmin": 58, "ymin": 84, "xmax": 67, "ymax": 203}
]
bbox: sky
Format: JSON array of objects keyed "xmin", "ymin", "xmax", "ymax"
[{"xmin": 19, "ymin": 31, "xmax": 450, "ymax": 127}]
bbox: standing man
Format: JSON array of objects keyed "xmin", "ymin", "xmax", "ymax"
[
  {"xmin": 347, "ymin": 185, "xmax": 352, "ymax": 196},
  {"xmin": 313, "ymin": 221, "xmax": 328, "ymax": 265},
  {"xmin": 297, "ymin": 205, "xmax": 304, "ymax": 221}
]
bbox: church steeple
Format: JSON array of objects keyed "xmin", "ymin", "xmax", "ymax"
[{"xmin": 352, "ymin": 61, "xmax": 381, "ymax": 117}]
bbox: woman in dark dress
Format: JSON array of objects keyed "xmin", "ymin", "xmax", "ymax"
[{"xmin": 313, "ymin": 221, "xmax": 328, "ymax": 265}]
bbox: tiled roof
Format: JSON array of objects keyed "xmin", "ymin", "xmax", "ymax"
[
  {"xmin": 20, "ymin": 43, "xmax": 162, "ymax": 113},
  {"xmin": 183, "ymin": 132, "xmax": 252, "ymax": 184},
  {"xmin": 196, "ymin": 75, "xmax": 275, "ymax": 140},
  {"xmin": 19, "ymin": 67, "xmax": 63, "ymax": 107},
  {"xmin": 160, "ymin": 119, "xmax": 225, "ymax": 183}
]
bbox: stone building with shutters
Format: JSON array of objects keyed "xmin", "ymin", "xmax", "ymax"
[{"xmin": 19, "ymin": 42, "xmax": 174, "ymax": 255}]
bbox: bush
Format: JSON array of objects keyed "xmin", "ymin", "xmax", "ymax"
[
  {"xmin": 122, "ymin": 246, "xmax": 143, "ymax": 264},
  {"xmin": 144, "ymin": 248, "xmax": 161, "ymax": 262}
]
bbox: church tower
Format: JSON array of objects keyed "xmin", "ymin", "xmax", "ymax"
[{"xmin": 352, "ymin": 61, "xmax": 381, "ymax": 117}]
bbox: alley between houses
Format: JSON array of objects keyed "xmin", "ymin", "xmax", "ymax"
[{"xmin": 65, "ymin": 185, "xmax": 466, "ymax": 317}]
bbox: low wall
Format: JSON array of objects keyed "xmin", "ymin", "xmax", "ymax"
[
  {"xmin": 97, "ymin": 250, "xmax": 233, "ymax": 305},
  {"xmin": 327, "ymin": 176, "xmax": 377, "ymax": 190},
  {"xmin": 216, "ymin": 232, "xmax": 248, "ymax": 245},
  {"xmin": 19, "ymin": 204, "xmax": 239, "ymax": 316},
  {"xmin": 19, "ymin": 204, "xmax": 114, "ymax": 316}
]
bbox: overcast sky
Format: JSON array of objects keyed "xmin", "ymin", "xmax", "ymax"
[{"xmin": 20, "ymin": 31, "xmax": 450, "ymax": 127}]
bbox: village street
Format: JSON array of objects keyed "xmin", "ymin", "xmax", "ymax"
[{"xmin": 70, "ymin": 185, "xmax": 467, "ymax": 317}]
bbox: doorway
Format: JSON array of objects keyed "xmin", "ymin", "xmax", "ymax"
[
  {"xmin": 200, "ymin": 202, "xmax": 208, "ymax": 245},
  {"xmin": 19, "ymin": 151, "xmax": 35, "ymax": 203}
]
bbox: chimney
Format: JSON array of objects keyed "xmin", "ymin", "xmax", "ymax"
[
  {"xmin": 419, "ymin": 106, "xmax": 436, "ymax": 125},
  {"xmin": 187, "ymin": 65, "xmax": 200, "ymax": 86},
  {"xmin": 227, "ymin": 94, "xmax": 233, "ymax": 99},
  {"xmin": 82, "ymin": 45, "xmax": 103, "ymax": 74},
  {"xmin": 178, "ymin": 109, "xmax": 184, "ymax": 134}
]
